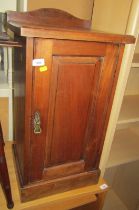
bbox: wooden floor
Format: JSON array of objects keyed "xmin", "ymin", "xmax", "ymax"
[{"xmin": 0, "ymin": 142, "xmax": 108, "ymax": 210}]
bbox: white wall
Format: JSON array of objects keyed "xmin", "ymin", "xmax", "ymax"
[
  {"xmin": 92, "ymin": 0, "xmax": 132, "ymax": 34},
  {"xmin": 0, "ymin": 0, "xmax": 16, "ymax": 12}
]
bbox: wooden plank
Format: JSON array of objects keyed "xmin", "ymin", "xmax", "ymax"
[
  {"xmin": 7, "ymin": 8, "xmax": 91, "ymax": 30},
  {"xmin": 0, "ymin": 40, "xmax": 22, "ymax": 47},
  {"xmin": 21, "ymin": 27, "xmax": 135, "ymax": 44},
  {"xmin": 73, "ymin": 191, "xmax": 107, "ymax": 210},
  {"xmin": 53, "ymin": 40, "xmax": 106, "ymax": 56},
  {"xmin": 22, "ymin": 194, "xmax": 97, "ymax": 210},
  {"xmin": 43, "ymin": 160, "xmax": 85, "ymax": 180}
]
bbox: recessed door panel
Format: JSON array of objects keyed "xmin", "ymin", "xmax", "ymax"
[
  {"xmin": 44, "ymin": 56, "xmax": 103, "ymax": 178},
  {"xmin": 52, "ymin": 58, "xmax": 100, "ymax": 164}
]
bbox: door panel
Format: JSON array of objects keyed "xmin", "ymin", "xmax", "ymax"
[
  {"xmin": 51, "ymin": 61, "xmax": 94, "ymax": 164},
  {"xmin": 44, "ymin": 56, "xmax": 103, "ymax": 179}
]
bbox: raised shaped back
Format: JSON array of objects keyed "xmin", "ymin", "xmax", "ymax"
[{"xmin": 7, "ymin": 8, "xmax": 92, "ymax": 30}]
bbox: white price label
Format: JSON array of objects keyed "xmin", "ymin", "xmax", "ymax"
[
  {"xmin": 100, "ymin": 184, "xmax": 108, "ymax": 190},
  {"xmin": 32, "ymin": 59, "xmax": 45, "ymax": 66}
]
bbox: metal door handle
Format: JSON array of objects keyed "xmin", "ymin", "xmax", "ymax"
[{"xmin": 33, "ymin": 112, "xmax": 42, "ymax": 134}]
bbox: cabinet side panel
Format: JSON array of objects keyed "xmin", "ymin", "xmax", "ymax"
[{"xmin": 13, "ymin": 36, "xmax": 26, "ymax": 178}]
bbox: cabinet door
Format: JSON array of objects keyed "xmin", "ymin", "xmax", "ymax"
[{"xmin": 30, "ymin": 39, "xmax": 120, "ymax": 182}]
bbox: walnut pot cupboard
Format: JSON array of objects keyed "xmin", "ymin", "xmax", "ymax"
[{"xmin": 4, "ymin": 9, "xmax": 135, "ymax": 201}]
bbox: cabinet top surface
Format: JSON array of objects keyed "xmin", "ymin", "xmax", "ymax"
[{"xmin": 6, "ymin": 8, "xmax": 135, "ymax": 44}]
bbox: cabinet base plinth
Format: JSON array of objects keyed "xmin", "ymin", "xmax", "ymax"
[{"xmin": 13, "ymin": 144, "xmax": 100, "ymax": 202}]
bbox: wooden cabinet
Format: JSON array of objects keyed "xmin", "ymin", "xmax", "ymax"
[{"xmin": 5, "ymin": 8, "xmax": 134, "ymax": 201}]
